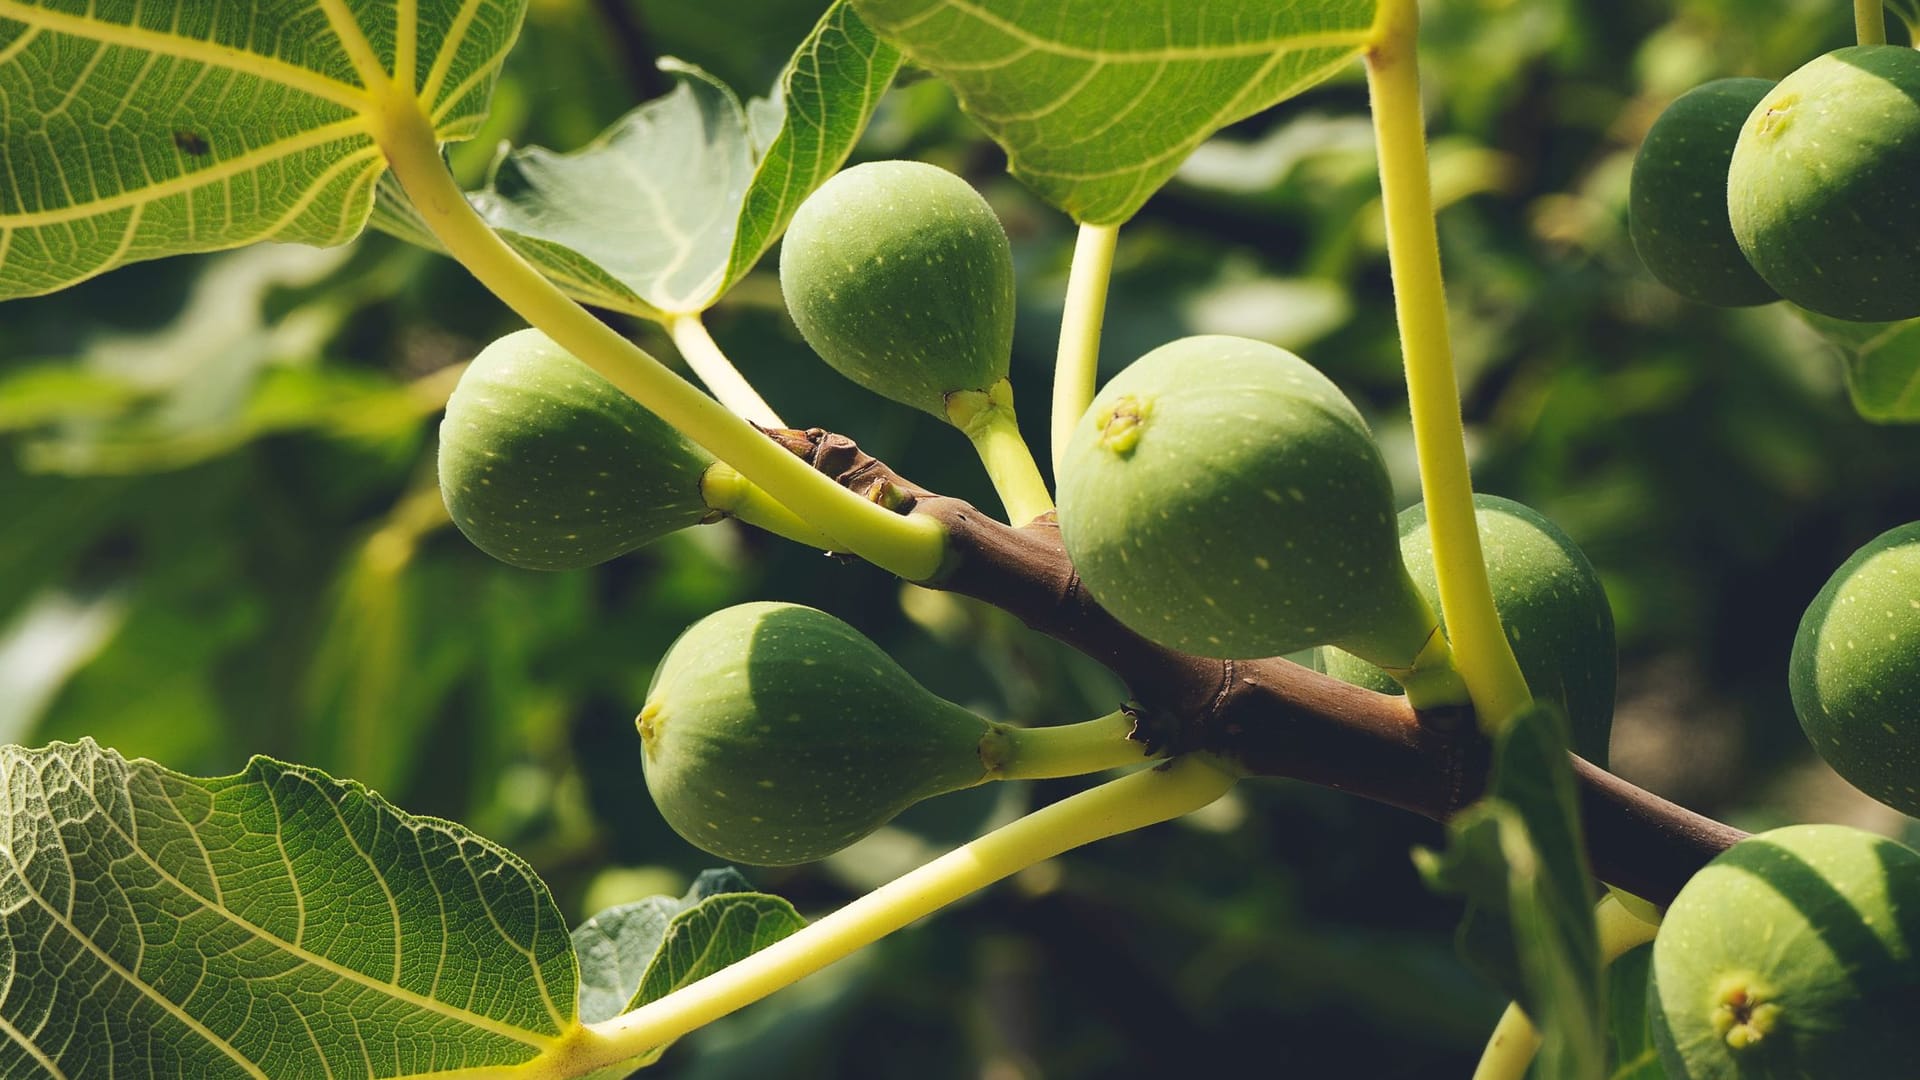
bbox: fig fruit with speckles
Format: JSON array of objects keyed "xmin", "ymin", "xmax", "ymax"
[
  {"xmin": 1728, "ymin": 46, "xmax": 1920, "ymax": 321},
  {"xmin": 1647, "ymin": 824, "xmax": 1920, "ymax": 1078},
  {"xmin": 1319, "ymin": 495, "xmax": 1617, "ymax": 765},
  {"xmin": 438, "ymin": 328, "xmax": 716, "ymax": 570},
  {"xmin": 1056, "ymin": 335, "xmax": 1438, "ymax": 668},
  {"xmin": 1789, "ymin": 521, "xmax": 1920, "ymax": 817},
  {"xmin": 638, "ymin": 602, "xmax": 998, "ymax": 866},
  {"xmin": 1630, "ymin": 78, "xmax": 1778, "ymax": 307},
  {"xmin": 779, "ymin": 160, "xmax": 1015, "ymax": 416}
]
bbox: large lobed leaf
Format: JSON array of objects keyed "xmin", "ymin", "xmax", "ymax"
[
  {"xmin": 1415, "ymin": 705, "xmax": 1604, "ymax": 1080},
  {"xmin": 0, "ymin": 739, "xmax": 575, "ymax": 1078},
  {"xmin": 852, "ymin": 0, "xmax": 1379, "ymax": 224},
  {"xmin": 370, "ymin": 0, "xmax": 900, "ymax": 319},
  {"xmin": 0, "ymin": 0, "xmax": 528, "ymax": 300}
]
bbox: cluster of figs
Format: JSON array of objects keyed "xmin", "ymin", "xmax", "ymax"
[
  {"xmin": 435, "ymin": 133, "xmax": 1920, "ymax": 1074},
  {"xmin": 1630, "ymin": 43, "xmax": 1920, "ymax": 320},
  {"xmin": 1626, "ymin": 41, "xmax": 1920, "ymax": 1076}
]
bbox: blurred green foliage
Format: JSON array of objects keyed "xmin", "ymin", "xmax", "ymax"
[{"xmin": 5, "ymin": 0, "xmax": 1920, "ymax": 1075}]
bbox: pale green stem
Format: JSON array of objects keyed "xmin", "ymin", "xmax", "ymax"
[
  {"xmin": 559, "ymin": 757, "xmax": 1236, "ymax": 1073},
  {"xmin": 983, "ymin": 711, "xmax": 1154, "ymax": 779},
  {"xmin": 1471, "ymin": 1004, "xmax": 1539, "ymax": 1080},
  {"xmin": 1470, "ymin": 894, "xmax": 1661, "ymax": 1080},
  {"xmin": 1050, "ymin": 223, "xmax": 1121, "ymax": 476},
  {"xmin": 1364, "ymin": 2, "xmax": 1533, "ymax": 728},
  {"xmin": 699, "ymin": 464, "xmax": 839, "ymax": 551},
  {"xmin": 373, "ymin": 102, "xmax": 946, "ymax": 581},
  {"xmin": 947, "ymin": 380, "xmax": 1056, "ymax": 526},
  {"xmin": 666, "ymin": 314, "xmax": 786, "ymax": 429},
  {"xmin": 1858, "ymin": 0, "xmax": 1889, "ymax": 44}
]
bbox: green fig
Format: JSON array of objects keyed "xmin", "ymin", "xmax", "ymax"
[
  {"xmin": 1057, "ymin": 335, "xmax": 1447, "ymax": 685},
  {"xmin": 779, "ymin": 160, "xmax": 1015, "ymax": 417},
  {"xmin": 638, "ymin": 601, "xmax": 998, "ymax": 865},
  {"xmin": 1648, "ymin": 824, "xmax": 1920, "ymax": 1078},
  {"xmin": 1630, "ymin": 78, "xmax": 1779, "ymax": 307},
  {"xmin": 1728, "ymin": 46, "xmax": 1920, "ymax": 322},
  {"xmin": 1789, "ymin": 521, "xmax": 1920, "ymax": 817},
  {"xmin": 438, "ymin": 328, "xmax": 717, "ymax": 571},
  {"xmin": 1319, "ymin": 495, "xmax": 1617, "ymax": 765}
]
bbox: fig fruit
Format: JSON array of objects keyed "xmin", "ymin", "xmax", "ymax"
[
  {"xmin": 1728, "ymin": 46, "xmax": 1920, "ymax": 321},
  {"xmin": 1648, "ymin": 824, "xmax": 1920, "ymax": 1078},
  {"xmin": 1789, "ymin": 521, "xmax": 1920, "ymax": 817},
  {"xmin": 638, "ymin": 601, "xmax": 997, "ymax": 865},
  {"xmin": 438, "ymin": 328, "xmax": 716, "ymax": 570},
  {"xmin": 779, "ymin": 160, "xmax": 1015, "ymax": 417},
  {"xmin": 1320, "ymin": 495, "xmax": 1617, "ymax": 765},
  {"xmin": 1056, "ymin": 336, "xmax": 1445, "ymax": 681},
  {"xmin": 1630, "ymin": 78, "xmax": 1778, "ymax": 307}
]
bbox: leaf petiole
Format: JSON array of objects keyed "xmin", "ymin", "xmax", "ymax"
[
  {"xmin": 1050, "ymin": 222, "xmax": 1120, "ymax": 475},
  {"xmin": 1363, "ymin": 0, "xmax": 1533, "ymax": 728},
  {"xmin": 667, "ymin": 315, "xmax": 786, "ymax": 428}
]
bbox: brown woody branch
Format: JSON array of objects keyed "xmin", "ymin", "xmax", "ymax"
[{"xmin": 767, "ymin": 428, "xmax": 1747, "ymax": 906}]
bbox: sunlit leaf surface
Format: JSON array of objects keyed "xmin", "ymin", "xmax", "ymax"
[{"xmin": 0, "ymin": 0, "xmax": 527, "ymax": 298}]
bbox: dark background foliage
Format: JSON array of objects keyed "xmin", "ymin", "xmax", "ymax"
[{"xmin": 4, "ymin": 1, "xmax": 1919, "ymax": 1075}]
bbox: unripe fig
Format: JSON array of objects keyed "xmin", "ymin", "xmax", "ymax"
[
  {"xmin": 1789, "ymin": 521, "xmax": 1920, "ymax": 817},
  {"xmin": 638, "ymin": 601, "xmax": 996, "ymax": 865},
  {"xmin": 1629, "ymin": 78, "xmax": 1778, "ymax": 307},
  {"xmin": 779, "ymin": 160, "xmax": 1014, "ymax": 416},
  {"xmin": 1057, "ymin": 336, "xmax": 1441, "ymax": 674},
  {"xmin": 1728, "ymin": 46, "xmax": 1920, "ymax": 322},
  {"xmin": 438, "ymin": 329, "xmax": 716, "ymax": 570},
  {"xmin": 1648, "ymin": 824, "xmax": 1920, "ymax": 1078},
  {"xmin": 1320, "ymin": 495, "xmax": 1617, "ymax": 765}
]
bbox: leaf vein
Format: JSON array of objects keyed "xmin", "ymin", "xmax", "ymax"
[
  {"xmin": 0, "ymin": 1009, "xmax": 69, "ymax": 1080},
  {"xmin": 77, "ymin": 770, "xmax": 562, "ymax": 1051},
  {"xmin": 0, "ymin": 807, "xmax": 270, "ymax": 1079},
  {"xmin": 0, "ymin": 1, "xmax": 371, "ymax": 111},
  {"xmin": 910, "ymin": 0, "xmax": 1372, "ymax": 62},
  {"xmin": 422, "ymin": 0, "xmax": 486, "ymax": 109}
]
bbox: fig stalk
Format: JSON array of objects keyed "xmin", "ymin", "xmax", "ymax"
[
  {"xmin": 980, "ymin": 711, "xmax": 1154, "ymax": 780},
  {"xmin": 698, "ymin": 464, "xmax": 839, "ymax": 551},
  {"xmin": 946, "ymin": 380, "xmax": 1055, "ymax": 526}
]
